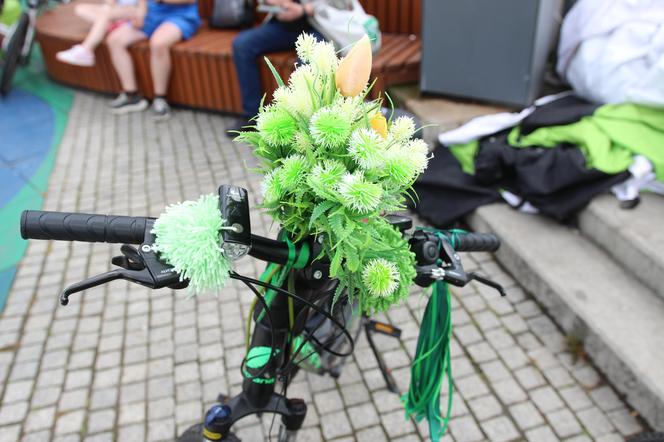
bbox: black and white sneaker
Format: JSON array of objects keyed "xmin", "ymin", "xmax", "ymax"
[
  {"xmin": 151, "ymin": 98, "xmax": 171, "ymax": 121},
  {"xmin": 109, "ymin": 93, "xmax": 148, "ymax": 114}
]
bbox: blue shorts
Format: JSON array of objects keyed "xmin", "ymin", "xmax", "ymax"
[{"xmin": 143, "ymin": 1, "xmax": 201, "ymax": 40}]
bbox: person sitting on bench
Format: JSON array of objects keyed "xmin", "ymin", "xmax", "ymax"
[
  {"xmin": 56, "ymin": 0, "xmax": 139, "ymax": 67},
  {"xmin": 105, "ymin": 0, "xmax": 200, "ymax": 120},
  {"xmin": 228, "ymin": 0, "xmax": 323, "ymax": 134}
]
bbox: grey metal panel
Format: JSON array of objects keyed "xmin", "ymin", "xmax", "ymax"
[{"xmin": 421, "ymin": 0, "xmax": 561, "ymax": 107}]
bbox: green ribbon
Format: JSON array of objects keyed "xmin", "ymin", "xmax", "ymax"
[{"xmin": 402, "ymin": 230, "xmax": 458, "ymax": 440}]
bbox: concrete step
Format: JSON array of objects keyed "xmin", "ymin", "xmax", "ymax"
[
  {"xmin": 579, "ymin": 194, "xmax": 664, "ymax": 301},
  {"xmin": 467, "ymin": 204, "xmax": 664, "ymax": 430}
]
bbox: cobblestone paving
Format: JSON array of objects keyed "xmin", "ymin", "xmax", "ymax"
[{"xmin": 0, "ymin": 93, "xmax": 647, "ymax": 441}]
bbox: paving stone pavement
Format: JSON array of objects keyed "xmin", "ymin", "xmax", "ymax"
[{"xmin": 0, "ymin": 93, "xmax": 647, "ymax": 441}]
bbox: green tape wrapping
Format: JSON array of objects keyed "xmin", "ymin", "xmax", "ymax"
[{"xmin": 257, "ymin": 236, "xmax": 309, "ymax": 321}]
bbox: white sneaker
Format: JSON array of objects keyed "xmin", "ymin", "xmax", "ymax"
[
  {"xmin": 109, "ymin": 93, "xmax": 149, "ymax": 114},
  {"xmin": 151, "ymin": 98, "xmax": 171, "ymax": 121},
  {"xmin": 56, "ymin": 45, "xmax": 95, "ymax": 67}
]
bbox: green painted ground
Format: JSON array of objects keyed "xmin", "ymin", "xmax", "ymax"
[{"xmin": 0, "ymin": 48, "xmax": 73, "ymax": 310}]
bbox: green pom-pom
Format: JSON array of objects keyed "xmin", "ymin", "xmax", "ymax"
[
  {"xmin": 307, "ymin": 160, "xmax": 347, "ymax": 200},
  {"xmin": 349, "ymin": 128, "xmax": 385, "ymax": 170},
  {"xmin": 278, "ymin": 154, "xmax": 308, "ymax": 191},
  {"xmin": 337, "ymin": 172, "xmax": 382, "ymax": 213},
  {"xmin": 262, "ymin": 170, "xmax": 284, "ymax": 204},
  {"xmin": 384, "ymin": 148, "xmax": 419, "ymax": 188},
  {"xmin": 257, "ymin": 106, "xmax": 298, "ymax": 147},
  {"xmin": 310, "ymin": 107, "xmax": 352, "ymax": 149},
  {"xmin": 362, "ymin": 258, "xmax": 399, "ymax": 298},
  {"xmin": 152, "ymin": 194, "xmax": 231, "ymax": 293}
]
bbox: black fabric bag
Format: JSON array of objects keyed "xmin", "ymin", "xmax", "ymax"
[{"xmin": 210, "ymin": 0, "xmax": 254, "ymax": 29}]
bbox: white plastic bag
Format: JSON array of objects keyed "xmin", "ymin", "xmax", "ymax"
[{"xmin": 306, "ymin": 0, "xmax": 381, "ymax": 55}]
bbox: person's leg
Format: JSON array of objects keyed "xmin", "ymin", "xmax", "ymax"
[
  {"xmin": 148, "ymin": 22, "xmax": 182, "ymax": 96},
  {"xmin": 106, "ymin": 25, "xmax": 146, "ymax": 93},
  {"xmin": 73, "ymin": 3, "xmax": 106, "ymax": 23},
  {"xmin": 81, "ymin": 5, "xmax": 137, "ymax": 52},
  {"xmin": 232, "ymin": 21, "xmax": 303, "ymax": 118}
]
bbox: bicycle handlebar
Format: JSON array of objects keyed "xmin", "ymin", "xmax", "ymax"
[
  {"xmin": 20, "ymin": 210, "xmax": 308, "ymax": 266},
  {"xmin": 448, "ymin": 232, "xmax": 500, "ymax": 253},
  {"xmin": 20, "ymin": 210, "xmax": 500, "ymax": 264},
  {"xmin": 21, "ymin": 210, "xmax": 149, "ymax": 244}
]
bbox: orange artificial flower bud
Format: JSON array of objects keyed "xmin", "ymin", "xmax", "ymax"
[
  {"xmin": 336, "ymin": 34, "xmax": 372, "ymax": 97},
  {"xmin": 370, "ymin": 113, "xmax": 388, "ymax": 138}
]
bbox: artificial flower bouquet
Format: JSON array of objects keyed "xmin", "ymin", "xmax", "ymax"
[{"xmin": 237, "ymin": 34, "xmax": 431, "ymax": 313}]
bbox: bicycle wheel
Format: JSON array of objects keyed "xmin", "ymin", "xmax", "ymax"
[
  {"xmin": 18, "ymin": 23, "xmax": 35, "ymax": 66},
  {"xmin": 0, "ymin": 11, "xmax": 28, "ymax": 96}
]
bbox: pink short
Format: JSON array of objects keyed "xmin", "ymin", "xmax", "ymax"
[{"xmin": 108, "ymin": 20, "xmax": 130, "ymax": 33}]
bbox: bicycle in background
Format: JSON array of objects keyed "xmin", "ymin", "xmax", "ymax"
[{"xmin": 0, "ymin": 0, "xmax": 65, "ymax": 96}]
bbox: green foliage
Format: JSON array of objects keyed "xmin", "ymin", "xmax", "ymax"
[{"xmin": 241, "ymin": 34, "xmax": 430, "ymax": 313}]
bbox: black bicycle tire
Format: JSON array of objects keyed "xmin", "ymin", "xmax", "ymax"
[
  {"xmin": 0, "ymin": 12, "xmax": 29, "ymax": 96},
  {"xmin": 19, "ymin": 25, "xmax": 35, "ymax": 65}
]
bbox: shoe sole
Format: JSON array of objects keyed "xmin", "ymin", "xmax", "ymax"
[
  {"xmin": 55, "ymin": 54, "xmax": 95, "ymax": 67},
  {"xmin": 110, "ymin": 100, "xmax": 149, "ymax": 115},
  {"xmin": 152, "ymin": 112, "xmax": 171, "ymax": 122}
]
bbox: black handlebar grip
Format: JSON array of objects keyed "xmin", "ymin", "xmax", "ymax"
[
  {"xmin": 453, "ymin": 232, "xmax": 501, "ymax": 253},
  {"xmin": 21, "ymin": 210, "xmax": 149, "ymax": 244}
]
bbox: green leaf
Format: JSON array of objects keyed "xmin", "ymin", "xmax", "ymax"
[
  {"xmin": 329, "ymin": 213, "xmax": 345, "ymax": 240},
  {"xmin": 330, "ymin": 249, "xmax": 342, "ymax": 276},
  {"xmin": 345, "ymin": 244, "xmax": 360, "ymax": 272},
  {"xmin": 309, "ymin": 201, "xmax": 336, "ymax": 229},
  {"xmin": 263, "ymin": 57, "xmax": 285, "ymax": 88}
]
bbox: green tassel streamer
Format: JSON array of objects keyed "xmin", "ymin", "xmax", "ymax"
[{"xmin": 402, "ymin": 279, "xmax": 453, "ymax": 440}]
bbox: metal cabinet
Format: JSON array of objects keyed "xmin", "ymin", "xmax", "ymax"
[{"xmin": 420, "ymin": 0, "xmax": 562, "ymax": 107}]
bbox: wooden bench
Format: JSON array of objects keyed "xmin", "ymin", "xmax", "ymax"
[{"xmin": 36, "ymin": 0, "xmax": 421, "ymax": 113}]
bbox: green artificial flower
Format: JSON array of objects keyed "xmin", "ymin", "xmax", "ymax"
[
  {"xmin": 295, "ymin": 33, "xmax": 318, "ymax": 63},
  {"xmin": 257, "ymin": 106, "xmax": 298, "ymax": 147},
  {"xmin": 310, "ymin": 107, "xmax": 352, "ymax": 150},
  {"xmin": 293, "ymin": 132, "xmax": 313, "ymax": 153},
  {"xmin": 261, "ymin": 170, "xmax": 283, "ymax": 204},
  {"xmin": 337, "ymin": 96, "xmax": 364, "ymax": 123},
  {"xmin": 278, "ymin": 154, "xmax": 308, "ymax": 191},
  {"xmin": 308, "ymin": 160, "xmax": 347, "ymax": 199},
  {"xmin": 384, "ymin": 147, "xmax": 419, "ymax": 188},
  {"xmin": 348, "ymin": 128, "xmax": 385, "ymax": 170},
  {"xmin": 336, "ymin": 172, "xmax": 382, "ymax": 213},
  {"xmin": 289, "ymin": 65, "xmax": 317, "ymax": 96},
  {"xmin": 310, "ymin": 40, "xmax": 339, "ymax": 74},
  {"xmin": 274, "ymin": 84, "xmax": 314, "ymax": 118},
  {"xmin": 406, "ymin": 138, "xmax": 432, "ymax": 174},
  {"xmin": 362, "ymin": 258, "xmax": 399, "ymax": 298},
  {"xmin": 389, "ymin": 116, "xmax": 416, "ymax": 142}
]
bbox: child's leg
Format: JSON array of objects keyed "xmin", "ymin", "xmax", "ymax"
[
  {"xmin": 148, "ymin": 22, "xmax": 182, "ymax": 96},
  {"xmin": 80, "ymin": 5, "xmax": 136, "ymax": 52},
  {"xmin": 74, "ymin": 3, "xmax": 107, "ymax": 23},
  {"xmin": 106, "ymin": 25, "xmax": 146, "ymax": 92}
]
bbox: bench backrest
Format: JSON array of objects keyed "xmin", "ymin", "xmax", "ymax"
[{"xmin": 197, "ymin": 0, "xmax": 421, "ymax": 35}]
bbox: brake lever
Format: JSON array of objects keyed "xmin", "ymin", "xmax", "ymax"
[
  {"xmin": 467, "ymin": 272, "xmax": 507, "ymax": 297},
  {"xmin": 59, "ymin": 267, "xmax": 155, "ymax": 305},
  {"xmin": 59, "ymin": 238, "xmax": 185, "ymax": 305}
]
